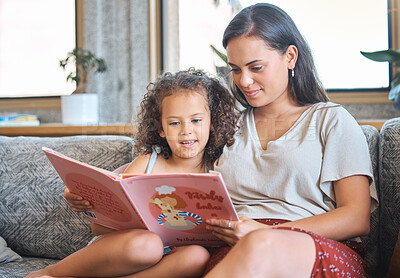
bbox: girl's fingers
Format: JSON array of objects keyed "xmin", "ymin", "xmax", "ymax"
[{"xmin": 64, "ymin": 186, "xmax": 92, "ymax": 210}]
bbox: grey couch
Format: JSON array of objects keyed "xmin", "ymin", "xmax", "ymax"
[{"xmin": 0, "ymin": 118, "xmax": 399, "ymax": 277}]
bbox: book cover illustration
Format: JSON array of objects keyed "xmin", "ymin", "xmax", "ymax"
[
  {"xmin": 120, "ymin": 174, "xmax": 238, "ymax": 246},
  {"xmin": 42, "ymin": 147, "xmax": 239, "ymax": 247}
]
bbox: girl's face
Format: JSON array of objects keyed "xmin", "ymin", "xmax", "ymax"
[
  {"xmin": 226, "ymin": 35, "xmax": 296, "ymax": 109},
  {"xmin": 159, "ymin": 90, "xmax": 211, "ymax": 161}
]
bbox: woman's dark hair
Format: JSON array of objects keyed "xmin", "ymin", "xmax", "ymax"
[
  {"xmin": 133, "ymin": 67, "xmax": 238, "ymax": 166},
  {"xmin": 223, "ymin": 3, "xmax": 328, "ymax": 108}
]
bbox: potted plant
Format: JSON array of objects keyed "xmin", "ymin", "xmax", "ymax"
[
  {"xmin": 59, "ymin": 47, "xmax": 107, "ymax": 125},
  {"xmin": 361, "ymin": 49, "xmax": 400, "ymax": 111},
  {"xmin": 210, "ymin": 44, "xmax": 230, "ymax": 82},
  {"xmin": 59, "ymin": 47, "xmax": 107, "ymax": 94}
]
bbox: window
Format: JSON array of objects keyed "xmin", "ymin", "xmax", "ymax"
[
  {"xmin": 171, "ymin": 0, "xmax": 390, "ymax": 91},
  {"xmin": 0, "ymin": 0, "xmax": 76, "ymax": 98}
]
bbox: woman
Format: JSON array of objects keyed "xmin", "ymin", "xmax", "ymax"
[{"xmin": 204, "ymin": 3, "xmax": 377, "ymax": 277}]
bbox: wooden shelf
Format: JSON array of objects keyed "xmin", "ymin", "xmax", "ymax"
[
  {"xmin": 358, "ymin": 121, "xmax": 385, "ymax": 131},
  {"xmin": 0, "ymin": 121, "xmax": 385, "ymax": 137},
  {"xmin": 0, "ymin": 124, "xmax": 135, "ymax": 137}
]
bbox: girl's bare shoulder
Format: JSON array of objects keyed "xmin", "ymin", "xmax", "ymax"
[{"xmin": 124, "ymin": 153, "xmax": 152, "ymax": 174}]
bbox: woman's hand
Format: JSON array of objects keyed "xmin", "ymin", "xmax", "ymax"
[
  {"xmin": 206, "ymin": 216, "xmax": 269, "ymax": 246},
  {"xmin": 64, "ymin": 187, "xmax": 92, "ymax": 212}
]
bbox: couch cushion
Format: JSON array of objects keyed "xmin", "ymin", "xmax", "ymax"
[
  {"xmin": 379, "ymin": 118, "xmax": 400, "ymax": 275},
  {"xmin": 359, "ymin": 125, "xmax": 380, "ymax": 275},
  {"xmin": 0, "ymin": 135, "xmax": 135, "ymax": 260},
  {"xmin": 0, "ymin": 256, "xmax": 59, "ymax": 278},
  {"xmin": 0, "ymin": 236, "xmax": 22, "ymax": 264}
]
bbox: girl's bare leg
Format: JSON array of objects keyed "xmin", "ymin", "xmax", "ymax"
[
  {"xmin": 26, "ymin": 229, "xmax": 164, "ymax": 278},
  {"xmin": 205, "ymin": 229, "xmax": 315, "ymax": 278},
  {"xmin": 121, "ymin": 245, "xmax": 210, "ymax": 278}
]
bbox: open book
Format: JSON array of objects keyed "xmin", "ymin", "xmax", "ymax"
[{"xmin": 42, "ymin": 147, "xmax": 239, "ymax": 247}]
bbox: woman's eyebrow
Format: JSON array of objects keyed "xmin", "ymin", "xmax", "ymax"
[{"xmin": 228, "ymin": 60, "xmax": 262, "ymax": 67}]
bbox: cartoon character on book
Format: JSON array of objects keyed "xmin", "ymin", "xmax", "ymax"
[{"xmin": 150, "ymin": 185, "xmax": 202, "ymax": 231}]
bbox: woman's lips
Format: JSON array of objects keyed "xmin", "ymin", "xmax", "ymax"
[{"xmin": 243, "ymin": 89, "xmax": 260, "ymax": 98}]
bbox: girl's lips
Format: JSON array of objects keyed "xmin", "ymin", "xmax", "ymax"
[
  {"xmin": 180, "ymin": 140, "xmax": 196, "ymax": 148},
  {"xmin": 243, "ymin": 89, "xmax": 260, "ymax": 98}
]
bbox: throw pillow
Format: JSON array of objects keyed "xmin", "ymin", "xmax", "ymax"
[{"xmin": 0, "ymin": 236, "xmax": 22, "ymax": 264}]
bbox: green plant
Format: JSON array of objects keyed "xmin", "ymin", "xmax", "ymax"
[
  {"xmin": 361, "ymin": 49, "xmax": 400, "ymax": 107},
  {"xmin": 59, "ymin": 47, "xmax": 107, "ymax": 94},
  {"xmin": 210, "ymin": 45, "xmax": 228, "ymax": 66}
]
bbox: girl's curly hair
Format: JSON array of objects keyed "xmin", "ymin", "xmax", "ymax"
[{"xmin": 133, "ymin": 67, "xmax": 238, "ymax": 166}]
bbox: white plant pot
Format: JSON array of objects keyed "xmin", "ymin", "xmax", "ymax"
[{"xmin": 61, "ymin": 94, "xmax": 98, "ymax": 125}]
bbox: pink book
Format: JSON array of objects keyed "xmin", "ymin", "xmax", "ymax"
[{"xmin": 42, "ymin": 147, "xmax": 239, "ymax": 247}]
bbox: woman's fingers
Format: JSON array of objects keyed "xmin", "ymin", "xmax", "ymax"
[
  {"xmin": 206, "ymin": 218, "xmax": 233, "ymax": 229},
  {"xmin": 206, "ymin": 216, "xmax": 271, "ymax": 245}
]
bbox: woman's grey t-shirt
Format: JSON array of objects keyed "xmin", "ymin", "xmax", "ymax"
[{"xmin": 214, "ymin": 102, "xmax": 378, "ymax": 221}]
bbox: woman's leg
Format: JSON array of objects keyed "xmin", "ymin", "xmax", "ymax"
[
  {"xmin": 205, "ymin": 229, "xmax": 315, "ymax": 278},
  {"xmin": 121, "ymin": 245, "xmax": 211, "ymax": 278},
  {"xmin": 25, "ymin": 229, "xmax": 164, "ymax": 278}
]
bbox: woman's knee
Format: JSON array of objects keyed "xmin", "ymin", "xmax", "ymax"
[{"xmin": 238, "ymin": 229, "xmax": 291, "ymax": 260}]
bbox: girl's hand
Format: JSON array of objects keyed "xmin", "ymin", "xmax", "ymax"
[
  {"xmin": 206, "ymin": 216, "xmax": 269, "ymax": 246},
  {"xmin": 64, "ymin": 186, "xmax": 92, "ymax": 212}
]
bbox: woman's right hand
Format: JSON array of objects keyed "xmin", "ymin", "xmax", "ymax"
[{"xmin": 64, "ymin": 186, "xmax": 92, "ymax": 212}]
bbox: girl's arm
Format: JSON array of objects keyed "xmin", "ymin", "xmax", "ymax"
[
  {"xmin": 123, "ymin": 153, "xmax": 151, "ymax": 174},
  {"xmin": 207, "ymin": 174, "xmax": 371, "ymax": 245},
  {"xmin": 91, "ymin": 223, "xmax": 116, "ymax": 236}
]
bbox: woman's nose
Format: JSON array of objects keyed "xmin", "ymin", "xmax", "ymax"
[{"xmin": 239, "ymin": 72, "xmax": 254, "ymax": 88}]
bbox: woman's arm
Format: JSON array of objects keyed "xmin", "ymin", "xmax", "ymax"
[
  {"xmin": 207, "ymin": 174, "xmax": 371, "ymax": 245},
  {"xmin": 279, "ymin": 174, "xmax": 371, "ymax": 240}
]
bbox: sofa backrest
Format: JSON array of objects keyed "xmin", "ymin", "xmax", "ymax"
[
  {"xmin": 360, "ymin": 125, "xmax": 380, "ymax": 275},
  {"xmin": 378, "ymin": 118, "xmax": 400, "ymax": 275},
  {"xmin": 0, "ymin": 135, "xmax": 135, "ymax": 260}
]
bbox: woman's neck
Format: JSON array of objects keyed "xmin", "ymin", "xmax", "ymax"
[{"xmin": 254, "ymin": 93, "xmax": 300, "ymax": 120}]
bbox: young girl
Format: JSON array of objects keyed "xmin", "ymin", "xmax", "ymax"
[{"xmin": 26, "ymin": 68, "xmax": 238, "ymax": 278}]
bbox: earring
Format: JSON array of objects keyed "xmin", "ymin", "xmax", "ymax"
[{"xmin": 291, "ymin": 68, "xmax": 295, "ymax": 78}]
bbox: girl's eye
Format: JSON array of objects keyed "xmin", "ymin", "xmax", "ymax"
[
  {"xmin": 192, "ymin": 119, "xmax": 202, "ymax": 124},
  {"xmin": 230, "ymin": 68, "xmax": 240, "ymax": 73},
  {"xmin": 169, "ymin": 121, "xmax": 180, "ymax": 126}
]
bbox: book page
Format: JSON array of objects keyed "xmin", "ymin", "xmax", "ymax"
[{"xmin": 43, "ymin": 147, "xmax": 146, "ymax": 230}]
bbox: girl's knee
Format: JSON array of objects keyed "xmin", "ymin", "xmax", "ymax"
[
  {"xmin": 174, "ymin": 245, "xmax": 210, "ymax": 273},
  {"xmin": 181, "ymin": 245, "xmax": 210, "ymax": 261},
  {"xmin": 122, "ymin": 230, "xmax": 164, "ymax": 264}
]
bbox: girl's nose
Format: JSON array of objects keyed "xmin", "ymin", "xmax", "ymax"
[{"xmin": 181, "ymin": 122, "xmax": 193, "ymax": 135}]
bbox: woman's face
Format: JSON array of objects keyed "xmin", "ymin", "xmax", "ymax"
[{"xmin": 226, "ymin": 36, "xmax": 296, "ymax": 109}]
